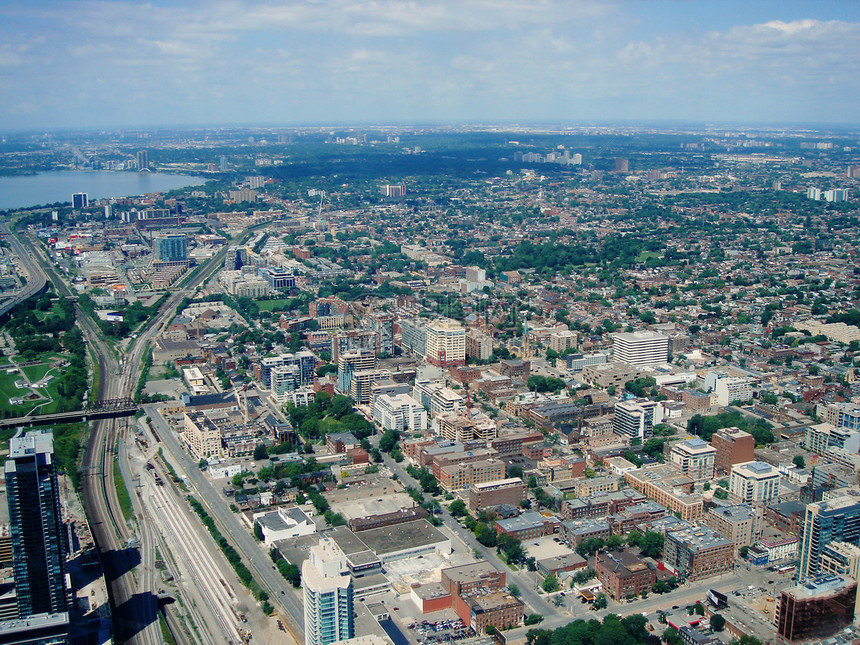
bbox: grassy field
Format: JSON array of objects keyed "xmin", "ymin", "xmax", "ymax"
[
  {"xmin": 34, "ymin": 301, "xmax": 64, "ymax": 322},
  {"xmin": 636, "ymin": 250, "xmax": 663, "ymax": 262},
  {"xmin": 34, "ymin": 377, "xmax": 67, "ymax": 415},
  {"xmin": 256, "ymin": 299, "xmax": 293, "ymax": 312},
  {"xmin": 20, "ymin": 362, "xmax": 55, "ymax": 383},
  {"xmin": 0, "ymin": 371, "xmax": 45, "ymax": 416}
]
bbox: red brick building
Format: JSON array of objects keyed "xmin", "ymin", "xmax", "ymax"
[
  {"xmin": 596, "ymin": 551, "xmax": 657, "ymax": 600},
  {"xmin": 711, "ymin": 427, "xmax": 755, "ymax": 475}
]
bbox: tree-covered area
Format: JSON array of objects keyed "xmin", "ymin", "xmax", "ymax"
[
  {"xmin": 526, "ymin": 613, "xmax": 653, "ymax": 645},
  {"xmin": 287, "ymin": 392, "xmax": 374, "ymax": 441},
  {"xmin": 2, "ymin": 294, "xmax": 88, "ymax": 414},
  {"xmin": 492, "ymin": 235, "xmax": 664, "ymax": 275},
  {"xmin": 528, "ymin": 375, "xmax": 567, "ymax": 393},
  {"xmin": 687, "ymin": 410, "xmax": 775, "ymax": 445}
]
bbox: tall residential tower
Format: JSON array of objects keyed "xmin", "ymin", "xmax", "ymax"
[
  {"xmin": 302, "ymin": 539, "xmax": 354, "ymax": 645},
  {"xmin": 5, "ymin": 430, "xmax": 68, "ymax": 618}
]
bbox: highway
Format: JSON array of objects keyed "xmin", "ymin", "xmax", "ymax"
[{"xmin": 0, "ymin": 223, "xmax": 48, "ymax": 317}]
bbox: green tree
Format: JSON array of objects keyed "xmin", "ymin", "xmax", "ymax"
[
  {"xmin": 639, "ymin": 532, "xmax": 665, "ymax": 559},
  {"xmin": 474, "ymin": 523, "xmax": 497, "ymax": 547},
  {"xmin": 592, "ymin": 593, "xmax": 607, "ymax": 610},
  {"xmin": 793, "ymin": 454, "xmax": 806, "ymax": 469},
  {"xmin": 449, "ymin": 499, "xmax": 468, "ymax": 517},
  {"xmin": 663, "ymin": 627, "xmax": 682, "ymax": 645},
  {"xmin": 729, "ymin": 637, "xmax": 763, "ymax": 645},
  {"xmin": 508, "ymin": 583, "xmax": 521, "ymax": 597},
  {"xmin": 253, "ymin": 444, "xmax": 268, "ymax": 461},
  {"xmin": 710, "ymin": 614, "xmax": 726, "ymax": 632},
  {"xmin": 542, "ymin": 574, "xmax": 560, "ymax": 593}
]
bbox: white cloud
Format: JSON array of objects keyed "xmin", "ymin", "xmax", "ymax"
[{"xmin": 0, "ymin": 3, "xmax": 857, "ymax": 127}]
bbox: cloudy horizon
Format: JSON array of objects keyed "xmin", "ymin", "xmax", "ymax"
[{"xmin": 2, "ymin": 0, "xmax": 858, "ymax": 131}]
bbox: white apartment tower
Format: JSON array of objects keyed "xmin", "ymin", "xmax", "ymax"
[
  {"xmin": 426, "ymin": 319, "xmax": 466, "ymax": 367},
  {"xmin": 611, "ymin": 331, "xmax": 669, "ymax": 366},
  {"xmin": 670, "ymin": 438, "xmax": 716, "ymax": 481},
  {"xmin": 729, "ymin": 461, "xmax": 780, "ymax": 505},
  {"xmin": 302, "ymin": 539, "xmax": 354, "ymax": 645}
]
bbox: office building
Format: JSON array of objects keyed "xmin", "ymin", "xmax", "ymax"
[
  {"xmin": 711, "ymin": 427, "xmax": 755, "ymax": 474},
  {"xmin": 71, "ymin": 193, "xmax": 88, "ymax": 209},
  {"xmin": 468, "ymin": 479, "xmax": 527, "ymax": 514},
  {"xmin": 611, "ymin": 331, "xmax": 668, "ymax": 366},
  {"xmin": 663, "ymin": 526, "xmax": 734, "ymax": 581},
  {"xmin": 705, "ymin": 504, "xmax": 761, "ymax": 550},
  {"xmin": 798, "ymin": 494, "xmax": 860, "ymax": 581},
  {"xmin": 670, "ymin": 438, "xmax": 716, "ymax": 482},
  {"xmin": 613, "ymin": 398, "xmax": 657, "ymax": 441},
  {"xmin": 303, "ymin": 539, "xmax": 354, "ymax": 645},
  {"xmin": 5, "ymin": 431, "xmax": 68, "ymax": 618},
  {"xmin": 261, "ymin": 267, "xmax": 295, "ymax": 290},
  {"xmin": 153, "ymin": 234, "xmax": 187, "ymax": 263},
  {"xmin": 595, "ymin": 551, "xmax": 657, "ymax": 600},
  {"xmin": 425, "ymin": 319, "xmax": 466, "ymax": 367},
  {"xmin": 729, "ymin": 461, "xmax": 780, "ymax": 505},
  {"xmin": 776, "ymin": 574, "xmax": 856, "ymax": 642},
  {"xmin": 137, "ymin": 150, "xmax": 149, "ymax": 170}
]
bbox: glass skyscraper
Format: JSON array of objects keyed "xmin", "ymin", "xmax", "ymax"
[
  {"xmin": 153, "ymin": 233, "xmax": 187, "ymax": 263},
  {"xmin": 798, "ymin": 494, "xmax": 860, "ymax": 582},
  {"xmin": 5, "ymin": 430, "xmax": 68, "ymax": 617}
]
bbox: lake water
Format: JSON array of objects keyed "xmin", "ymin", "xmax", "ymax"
[{"xmin": 0, "ymin": 171, "xmax": 208, "ymax": 210}]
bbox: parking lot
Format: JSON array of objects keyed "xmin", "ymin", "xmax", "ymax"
[{"xmin": 408, "ymin": 618, "xmax": 474, "ymax": 644}]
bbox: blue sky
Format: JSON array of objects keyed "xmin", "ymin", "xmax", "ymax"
[{"xmin": 1, "ymin": 0, "xmax": 858, "ymax": 129}]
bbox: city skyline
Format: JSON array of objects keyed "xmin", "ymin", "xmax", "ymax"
[{"xmin": 1, "ymin": 1, "xmax": 859, "ymax": 130}]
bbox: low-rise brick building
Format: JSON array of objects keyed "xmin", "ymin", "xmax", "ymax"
[
  {"xmin": 468, "ymin": 478, "xmax": 527, "ymax": 514},
  {"xmin": 596, "ymin": 551, "xmax": 657, "ymax": 600},
  {"xmin": 663, "ymin": 526, "xmax": 734, "ymax": 581},
  {"xmin": 454, "ymin": 591, "xmax": 525, "ymax": 632}
]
